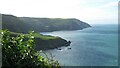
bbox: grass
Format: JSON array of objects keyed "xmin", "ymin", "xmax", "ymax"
[
  {"xmin": 33, "ymin": 33, "xmax": 59, "ymax": 40},
  {"xmin": 8, "ymin": 31, "xmax": 59, "ymax": 40}
]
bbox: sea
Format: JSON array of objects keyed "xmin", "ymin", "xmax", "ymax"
[{"xmin": 41, "ymin": 24, "xmax": 118, "ymax": 66}]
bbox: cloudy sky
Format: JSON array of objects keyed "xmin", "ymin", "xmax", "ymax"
[{"xmin": 0, "ymin": 0, "xmax": 119, "ymax": 24}]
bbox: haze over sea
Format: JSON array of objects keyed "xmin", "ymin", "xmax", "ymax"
[{"xmin": 41, "ymin": 24, "xmax": 118, "ymax": 66}]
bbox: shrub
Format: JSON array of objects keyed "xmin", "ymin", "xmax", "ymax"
[{"xmin": 1, "ymin": 30, "xmax": 60, "ymax": 68}]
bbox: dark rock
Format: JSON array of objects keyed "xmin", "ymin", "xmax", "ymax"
[{"xmin": 68, "ymin": 48, "xmax": 71, "ymax": 49}]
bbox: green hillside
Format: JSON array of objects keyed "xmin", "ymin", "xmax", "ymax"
[
  {"xmin": 2, "ymin": 14, "xmax": 28, "ymax": 33},
  {"xmin": 2, "ymin": 14, "xmax": 91, "ymax": 50},
  {"xmin": 8, "ymin": 31, "xmax": 69, "ymax": 50},
  {"xmin": 2, "ymin": 14, "xmax": 91, "ymax": 33}
]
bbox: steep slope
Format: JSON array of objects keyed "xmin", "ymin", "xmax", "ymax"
[
  {"xmin": 2, "ymin": 14, "xmax": 28, "ymax": 33},
  {"xmin": 2, "ymin": 14, "xmax": 91, "ymax": 33},
  {"xmin": 33, "ymin": 33, "xmax": 69, "ymax": 50},
  {"xmin": 9, "ymin": 31, "xmax": 69, "ymax": 50},
  {"xmin": 19, "ymin": 17, "xmax": 91, "ymax": 32},
  {"xmin": 2, "ymin": 14, "xmax": 91, "ymax": 50}
]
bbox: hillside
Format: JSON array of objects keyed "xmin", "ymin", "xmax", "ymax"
[
  {"xmin": 2, "ymin": 14, "xmax": 91, "ymax": 33},
  {"xmin": 9, "ymin": 31, "xmax": 70, "ymax": 50},
  {"xmin": 2, "ymin": 14, "xmax": 28, "ymax": 33},
  {"xmin": 33, "ymin": 32, "xmax": 70, "ymax": 50},
  {"xmin": 2, "ymin": 14, "xmax": 91, "ymax": 50}
]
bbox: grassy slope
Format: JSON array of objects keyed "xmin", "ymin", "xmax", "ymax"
[
  {"xmin": 2, "ymin": 14, "xmax": 91, "ymax": 33},
  {"xmin": 2, "ymin": 14, "xmax": 91, "ymax": 50},
  {"xmin": 10, "ymin": 31, "xmax": 59, "ymax": 40},
  {"xmin": 33, "ymin": 33, "xmax": 59, "ymax": 40},
  {"xmin": 9, "ymin": 31, "xmax": 68, "ymax": 50}
]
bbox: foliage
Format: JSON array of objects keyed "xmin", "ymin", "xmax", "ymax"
[
  {"xmin": 33, "ymin": 33, "xmax": 59, "ymax": 40},
  {"xmin": 2, "ymin": 14, "xmax": 28, "ymax": 33},
  {"xmin": 1, "ymin": 30, "xmax": 60, "ymax": 68},
  {"xmin": 2, "ymin": 14, "xmax": 91, "ymax": 33}
]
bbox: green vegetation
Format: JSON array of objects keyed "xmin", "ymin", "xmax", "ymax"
[
  {"xmin": 33, "ymin": 32, "xmax": 59, "ymax": 40},
  {"xmin": 2, "ymin": 14, "xmax": 91, "ymax": 33},
  {"xmin": 2, "ymin": 14, "xmax": 91, "ymax": 50},
  {"xmin": 2, "ymin": 14, "xmax": 28, "ymax": 33},
  {"xmin": 1, "ymin": 30, "xmax": 60, "ymax": 68},
  {"xmin": 10, "ymin": 31, "xmax": 59, "ymax": 40},
  {"xmin": 1, "ymin": 14, "xmax": 91, "ymax": 67},
  {"xmin": 7, "ymin": 31, "xmax": 68, "ymax": 50}
]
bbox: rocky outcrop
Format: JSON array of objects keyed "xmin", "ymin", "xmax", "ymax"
[{"xmin": 35, "ymin": 37, "xmax": 70, "ymax": 50}]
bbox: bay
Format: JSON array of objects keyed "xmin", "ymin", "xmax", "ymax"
[{"xmin": 41, "ymin": 24, "xmax": 118, "ymax": 66}]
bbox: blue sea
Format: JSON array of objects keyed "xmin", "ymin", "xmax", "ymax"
[{"xmin": 41, "ymin": 24, "xmax": 118, "ymax": 66}]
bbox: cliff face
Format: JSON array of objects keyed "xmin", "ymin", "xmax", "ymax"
[
  {"xmin": 2, "ymin": 14, "xmax": 91, "ymax": 33},
  {"xmin": 33, "ymin": 33, "xmax": 70, "ymax": 50},
  {"xmin": 35, "ymin": 37, "xmax": 69, "ymax": 50}
]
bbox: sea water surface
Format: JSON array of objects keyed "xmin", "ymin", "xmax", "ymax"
[{"xmin": 41, "ymin": 24, "xmax": 118, "ymax": 66}]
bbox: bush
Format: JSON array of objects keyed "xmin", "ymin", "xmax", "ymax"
[{"xmin": 1, "ymin": 30, "xmax": 60, "ymax": 68}]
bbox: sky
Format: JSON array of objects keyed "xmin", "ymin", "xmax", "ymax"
[{"xmin": 0, "ymin": 0, "xmax": 119, "ymax": 24}]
